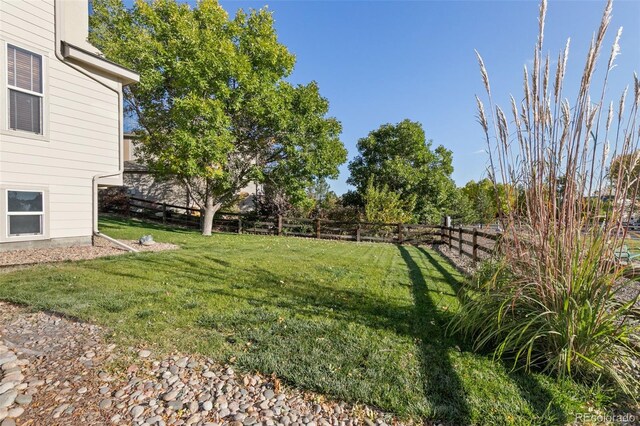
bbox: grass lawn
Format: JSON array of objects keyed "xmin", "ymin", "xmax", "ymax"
[{"xmin": 0, "ymin": 217, "xmax": 608, "ymax": 424}]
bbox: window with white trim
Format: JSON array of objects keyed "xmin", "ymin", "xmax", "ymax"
[
  {"xmin": 7, "ymin": 44, "xmax": 43, "ymax": 134},
  {"xmin": 7, "ymin": 190, "xmax": 44, "ymax": 236}
]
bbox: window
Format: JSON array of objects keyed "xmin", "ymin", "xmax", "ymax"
[
  {"xmin": 7, "ymin": 190, "xmax": 44, "ymax": 236},
  {"xmin": 7, "ymin": 45, "xmax": 43, "ymax": 134}
]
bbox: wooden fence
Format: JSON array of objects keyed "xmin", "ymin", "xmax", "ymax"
[
  {"xmin": 440, "ymin": 226, "xmax": 500, "ymax": 262},
  {"xmin": 106, "ymin": 196, "xmax": 499, "ymax": 257}
]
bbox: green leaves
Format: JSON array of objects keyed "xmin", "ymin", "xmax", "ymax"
[
  {"xmin": 347, "ymin": 119, "xmax": 455, "ymax": 223},
  {"xmin": 90, "ymin": 0, "xmax": 346, "ymax": 219},
  {"xmin": 364, "ymin": 179, "xmax": 416, "ymax": 224}
]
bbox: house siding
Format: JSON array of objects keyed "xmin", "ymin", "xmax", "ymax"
[{"xmin": 0, "ymin": 0, "xmax": 125, "ymax": 250}]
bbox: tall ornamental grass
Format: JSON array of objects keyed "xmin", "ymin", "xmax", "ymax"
[{"xmin": 451, "ymin": 0, "xmax": 640, "ymax": 396}]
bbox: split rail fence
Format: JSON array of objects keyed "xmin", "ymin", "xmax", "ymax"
[{"xmin": 106, "ymin": 196, "xmax": 500, "ymax": 261}]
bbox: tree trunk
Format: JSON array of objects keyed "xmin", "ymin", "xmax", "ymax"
[{"xmin": 201, "ymin": 198, "xmax": 221, "ymax": 236}]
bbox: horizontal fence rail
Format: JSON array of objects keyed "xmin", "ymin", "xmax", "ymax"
[
  {"xmin": 441, "ymin": 225, "xmax": 500, "ymax": 262},
  {"xmin": 102, "ymin": 196, "xmax": 499, "ymax": 256}
]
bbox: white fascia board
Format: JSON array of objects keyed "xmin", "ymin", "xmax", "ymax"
[{"xmin": 61, "ymin": 42, "xmax": 139, "ymax": 85}]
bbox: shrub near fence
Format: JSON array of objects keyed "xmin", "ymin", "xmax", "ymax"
[{"xmin": 108, "ymin": 196, "xmax": 499, "ymax": 256}]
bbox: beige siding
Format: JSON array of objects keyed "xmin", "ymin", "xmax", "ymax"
[{"xmin": 0, "ymin": 0, "xmax": 123, "ymax": 246}]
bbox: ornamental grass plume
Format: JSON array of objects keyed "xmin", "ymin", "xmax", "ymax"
[{"xmin": 451, "ymin": 0, "xmax": 640, "ymax": 396}]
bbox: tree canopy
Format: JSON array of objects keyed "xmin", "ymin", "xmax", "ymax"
[
  {"xmin": 90, "ymin": 0, "xmax": 347, "ymax": 234},
  {"xmin": 347, "ymin": 119, "xmax": 456, "ymax": 223},
  {"xmin": 608, "ymin": 151, "xmax": 640, "ymax": 192}
]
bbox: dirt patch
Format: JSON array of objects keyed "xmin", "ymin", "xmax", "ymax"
[{"xmin": 0, "ymin": 237, "xmax": 178, "ymax": 268}]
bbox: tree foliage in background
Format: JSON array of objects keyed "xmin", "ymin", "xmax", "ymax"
[
  {"xmin": 461, "ymin": 179, "xmax": 498, "ymax": 225},
  {"xmin": 90, "ymin": 0, "xmax": 346, "ymax": 235},
  {"xmin": 347, "ymin": 119, "xmax": 456, "ymax": 224},
  {"xmin": 609, "ymin": 151, "xmax": 640, "ymax": 194},
  {"xmin": 363, "ymin": 180, "xmax": 416, "ymax": 224}
]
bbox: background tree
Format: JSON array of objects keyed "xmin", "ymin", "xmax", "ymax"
[
  {"xmin": 306, "ymin": 179, "xmax": 340, "ymax": 218},
  {"xmin": 461, "ymin": 179, "xmax": 498, "ymax": 225},
  {"xmin": 363, "ymin": 180, "xmax": 415, "ymax": 224},
  {"xmin": 347, "ymin": 119, "xmax": 456, "ymax": 223},
  {"xmin": 90, "ymin": 0, "xmax": 346, "ymax": 235},
  {"xmin": 446, "ymin": 188, "xmax": 478, "ymax": 225},
  {"xmin": 608, "ymin": 151, "xmax": 640, "ymax": 195}
]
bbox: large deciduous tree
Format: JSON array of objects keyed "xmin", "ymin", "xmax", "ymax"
[
  {"xmin": 347, "ymin": 119, "xmax": 456, "ymax": 223},
  {"xmin": 90, "ymin": 0, "xmax": 346, "ymax": 235}
]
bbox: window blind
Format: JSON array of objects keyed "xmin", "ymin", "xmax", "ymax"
[{"xmin": 7, "ymin": 45, "xmax": 43, "ymax": 133}]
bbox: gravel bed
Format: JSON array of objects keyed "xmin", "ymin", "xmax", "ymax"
[
  {"xmin": 0, "ymin": 237, "xmax": 178, "ymax": 268},
  {"xmin": 0, "ymin": 302, "xmax": 413, "ymax": 426},
  {"xmin": 432, "ymin": 244, "xmax": 477, "ymax": 277}
]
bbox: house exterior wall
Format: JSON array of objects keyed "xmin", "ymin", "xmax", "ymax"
[{"xmin": 0, "ymin": 0, "xmax": 130, "ymax": 251}]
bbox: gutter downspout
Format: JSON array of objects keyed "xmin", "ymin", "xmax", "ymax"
[{"xmin": 54, "ymin": 0, "xmax": 138, "ymax": 253}]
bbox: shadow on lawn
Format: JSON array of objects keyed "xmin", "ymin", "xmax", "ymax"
[
  {"xmin": 100, "ymin": 216, "xmax": 197, "ymax": 235},
  {"xmin": 397, "ymin": 245, "xmax": 471, "ymax": 423},
  {"xmin": 414, "ymin": 247, "xmax": 567, "ymax": 424},
  {"xmin": 83, "ymin": 238, "xmax": 566, "ymax": 423}
]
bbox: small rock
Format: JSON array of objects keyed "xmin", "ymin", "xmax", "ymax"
[
  {"xmin": 0, "ymin": 355, "xmax": 17, "ymax": 367},
  {"xmin": 167, "ymin": 400, "xmax": 183, "ymax": 411},
  {"xmin": 202, "ymin": 401, "xmax": 213, "ymax": 411},
  {"xmin": 131, "ymin": 405, "xmax": 145, "ymax": 418},
  {"xmin": 0, "ymin": 384, "xmax": 13, "ymax": 396},
  {"xmin": 14, "ymin": 394, "xmax": 31, "ymax": 405},
  {"xmin": 99, "ymin": 399, "xmax": 113, "ymax": 410},
  {"xmin": 139, "ymin": 350, "xmax": 152, "ymax": 358},
  {"xmin": 162, "ymin": 390, "xmax": 179, "ymax": 401},
  {"xmin": 77, "ymin": 387, "xmax": 88, "ymax": 394},
  {"xmin": 0, "ymin": 391, "xmax": 17, "ymax": 408},
  {"xmin": 6, "ymin": 407, "xmax": 22, "ymax": 419}
]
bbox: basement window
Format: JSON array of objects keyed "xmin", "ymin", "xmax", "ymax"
[{"xmin": 7, "ymin": 190, "xmax": 44, "ymax": 236}]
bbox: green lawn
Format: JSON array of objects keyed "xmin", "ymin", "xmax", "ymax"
[{"xmin": 0, "ymin": 217, "xmax": 607, "ymax": 424}]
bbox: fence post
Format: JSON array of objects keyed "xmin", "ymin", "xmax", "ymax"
[
  {"xmin": 162, "ymin": 203, "xmax": 167, "ymax": 225},
  {"xmin": 397, "ymin": 223, "xmax": 403, "ymax": 244},
  {"xmin": 440, "ymin": 225, "xmax": 445, "ymax": 244},
  {"xmin": 458, "ymin": 226, "xmax": 463, "ymax": 255},
  {"xmin": 315, "ymin": 218, "xmax": 321, "ymax": 239},
  {"xmin": 448, "ymin": 227, "xmax": 452, "ymax": 250},
  {"xmin": 356, "ymin": 224, "xmax": 361, "ymax": 242},
  {"xmin": 238, "ymin": 216, "xmax": 243, "ymax": 234},
  {"xmin": 277, "ymin": 215, "xmax": 283, "ymax": 236},
  {"xmin": 473, "ymin": 228, "xmax": 478, "ymax": 262}
]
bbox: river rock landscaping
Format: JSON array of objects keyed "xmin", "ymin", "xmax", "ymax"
[
  {"xmin": 0, "ymin": 237, "xmax": 178, "ymax": 269},
  {"xmin": 0, "ymin": 302, "xmax": 401, "ymax": 426}
]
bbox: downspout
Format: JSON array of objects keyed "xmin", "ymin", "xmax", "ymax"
[{"xmin": 54, "ymin": 0, "xmax": 138, "ymax": 252}]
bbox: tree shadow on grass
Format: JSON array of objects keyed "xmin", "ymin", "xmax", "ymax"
[
  {"xmin": 397, "ymin": 245, "xmax": 471, "ymax": 424},
  {"xmin": 99, "ymin": 215, "xmax": 197, "ymax": 235},
  {"xmin": 49, "ymin": 239, "xmax": 566, "ymax": 423},
  {"xmin": 415, "ymin": 247, "xmax": 567, "ymax": 424}
]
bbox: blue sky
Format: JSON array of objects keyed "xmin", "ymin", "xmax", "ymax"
[{"xmin": 126, "ymin": 0, "xmax": 640, "ymax": 195}]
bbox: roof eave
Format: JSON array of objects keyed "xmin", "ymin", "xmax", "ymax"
[{"xmin": 61, "ymin": 42, "xmax": 140, "ymax": 85}]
